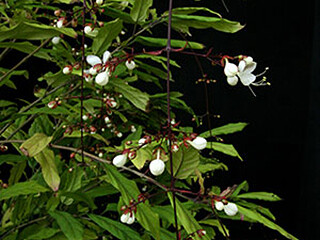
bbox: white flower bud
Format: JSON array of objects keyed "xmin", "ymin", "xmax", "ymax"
[
  {"xmin": 52, "ymin": 36, "xmax": 61, "ymax": 45},
  {"xmin": 188, "ymin": 137, "xmax": 207, "ymax": 150},
  {"xmin": 138, "ymin": 138, "xmax": 147, "ymax": 147},
  {"xmin": 104, "ymin": 116, "xmax": 111, "ymax": 124},
  {"xmin": 224, "ymin": 61, "xmax": 238, "ymax": 77},
  {"xmin": 82, "ymin": 115, "xmax": 88, "ymax": 121},
  {"xmin": 117, "ymin": 132, "xmax": 123, "ymax": 138},
  {"xmin": 125, "ymin": 60, "xmax": 136, "ymax": 70},
  {"xmin": 96, "ymin": 0, "xmax": 103, "ymax": 5},
  {"xmin": 224, "ymin": 202, "xmax": 238, "ymax": 216},
  {"xmin": 130, "ymin": 125, "xmax": 136, "ymax": 132},
  {"xmin": 56, "ymin": 19, "xmax": 64, "ymax": 28},
  {"xmin": 112, "ymin": 154, "xmax": 127, "ymax": 167},
  {"xmin": 84, "ymin": 25, "xmax": 93, "ymax": 34},
  {"xmin": 120, "ymin": 213, "xmax": 130, "ymax": 223},
  {"xmin": 149, "ymin": 159, "xmax": 165, "ymax": 176},
  {"xmin": 227, "ymin": 76, "xmax": 239, "ymax": 86},
  {"xmin": 215, "ymin": 201, "xmax": 224, "ymax": 211},
  {"xmin": 126, "ymin": 213, "xmax": 135, "ymax": 225},
  {"xmin": 62, "ymin": 66, "xmax": 72, "ymax": 75},
  {"xmin": 98, "ymin": 152, "xmax": 103, "ymax": 158},
  {"xmin": 95, "ymin": 71, "xmax": 109, "ymax": 86}
]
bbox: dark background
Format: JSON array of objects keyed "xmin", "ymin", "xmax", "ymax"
[{"xmin": 1, "ymin": 0, "xmax": 319, "ymax": 239}]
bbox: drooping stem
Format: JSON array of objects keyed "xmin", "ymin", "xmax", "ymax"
[{"xmin": 165, "ymin": 0, "xmax": 179, "ymax": 239}]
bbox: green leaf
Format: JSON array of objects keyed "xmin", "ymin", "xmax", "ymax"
[
  {"xmin": 20, "ymin": 133, "xmax": 53, "ymax": 157},
  {"xmin": 0, "ymin": 100, "xmax": 16, "ymax": 107},
  {"xmin": 49, "ymin": 210, "xmax": 84, "ymax": 240},
  {"xmin": 130, "ymin": 0, "xmax": 153, "ymax": 22},
  {"xmin": 110, "ymin": 78, "xmax": 150, "ymax": 111},
  {"xmin": 28, "ymin": 115, "xmax": 54, "ymax": 136},
  {"xmin": 171, "ymin": 14, "xmax": 244, "ymax": 34},
  {"xmin": 168, "ymin": 145, "xmax": 200, "ymax": 179},
  {"xmin": 8, "ymin": 160, "xmax": 26, "ymax": 185},
  {"xmin": 170, "ymin": 7, "xmax": 221, "ymax": 17},
  {"xmin": 60, "ymin": 192, "xmax": 97, "ymax": 209},
  {"xmin": 34, "ymin": 148, "xmax": 60, "ymax": 191},
  {"xmin": 19, "ymin": 224, "xmax": 59, "ymax": 240},
  {"xmin": 104, "ymin": 164, "xmax": 160, "ymax": 240},
  {"xmin": 0, "ymin": 42, "xmax": 51, "ymax": 60},
  {"xmin": 230, "ymin": 180, "xmax": 249, "ymax": 197},
  {"xmin": 92, "ymin": 19, "xmax": 123, "ymax": 55},
  {"xmin": 102, "ymin": 6, "xmax": 135, "ymax": 24},
  {"xmin": 200, "ymin": 122, "xmax": 248, "ymax": 137},
  {"xmin": 237, "ymin": 206, "xmax": 298, "ymax": 240},
  {"xmin": 237, "ymin": 192, "xmax": 282, "ymax": 201},
  {"xmin": 131, "ymin": 147, "xmax": 152, "ymax": 170},
  {"xmin": 0, "ymin": 154, "xmax": 27, "ymax": 166},
  {"xmin": 206, "ymin": 142, "xmax": 243, "ymax": 160},
  {"xmin": 0, "ymin": 21, "xmax": 77, "ymax": 41},
  {"xmin": 0, "ymin": 181, "xmax": 49, "ymax": 201},
  {"xmin": 135, "ymin": 36, "xmax": 204, "ymax": 49},
  {"xmin": 85, "ymin": 185, "xmax": 119, "ymax": 198},
  {"xmin": 168, "ymin": 193, "xmax": 210, "ymax": 240},
  {"xmin": 88, "ymin": 214, "xmax": 142, "ymax": 240},
  {"xmin": 237, "ymin": 200, "xmax": 276, "ymax": 221}
]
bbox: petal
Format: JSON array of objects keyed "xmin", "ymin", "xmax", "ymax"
[
  {"xmin": 227, "ymin": 76, "xmax": 239, "ymax": 86},
  {"xmin": 86, "ymin": 55, "xmax": 102, "ymax": 66},
  {"xmin": 95, "ymin": 71, "xmax": 109, "ymax": 86},
  {"xmin": 224, "ymin": 62, "xmax": 238, "ymax": 77},
  {"xmin": 243, "ymin": 62, "xmax": 257, "ymax": 74},
  {"xmin": 239, "ymin": 73, "xmax": 256, "ymax": 86},
  {"xmin": 102, "ymin": 50, "xmax": 111, "ymax": 63},
  {"xmin": 238, "ymin": 60, "xmax": 246, "ymax": 72},
  {"xmin": 224, "ymin": 202, "xmax": 238, "ymax": 216}
]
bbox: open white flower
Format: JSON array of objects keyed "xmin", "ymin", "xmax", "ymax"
[
  {"xmin": 188, "ymin": 136, "xmax": 207, "ymax": 150},
  {"xmin": 121, "ymin": 212, "xmax": 135, "ymax": 224},
  {"xmin": 86, "ymin": 50, "xmax": 112, "ymax": 86},
  {"xmin": 125, "ymin": 60, "xmax": 136, "ymax": 70},
  {"xmin": 214, "ymin": 201, "xmax": 238, "ymax": 216},
  {"xmin": 112, "ymin": 154, "xmax": 127, "ymax": 167}
]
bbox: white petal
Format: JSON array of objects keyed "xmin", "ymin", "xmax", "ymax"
[
  {"xmin": 86, "ymin": 55, "xmax": 102, "ymax": 66},
  {"xmin": 149, "ymin": 159, "xmax": 165, "ymax": 176},
  {"xmin": 84, "ymin": 26, "xmax": 93, "ymax": 34},
  {"xmin": 188, "ymin": 137, "xmax": 207, "ymax": 150},
  {"xmin": 138, "ymin": 138, "xmax": 147, "ymax": 148},
  {"xmin": 242, "ymin": 62, "xmax": 257, "ymax": 74},
  {"xmin": 126, "ymin": 213, "xmax": 135, "ymax": 225},
  {"xmin": 52, "ymin": 37, "xmax": 61, "ymax": 45},
  {"xmin": 102, "ymin": 50, "xmax": 111, "ymax": 63},
  {"xmin": 227, "ymin": 76, "xmax": 238, "ymax": 86},
  {"xmin": 239, "ymin": 73, "xmax": 256, "ymax": 86},
  {"xmin": 215, "ymin": 201, "xmax": 224, "ymax": 211},
  {"xmin": 224, "ymin": 62, "xmax": 238, "ymax": 77},
  {"xmin": 95, "ymin": 71, "xmax": 109, "ymax": 86},
  {"xmin": 89, "ymin": 67, "xmax": 98, "ymax": 75},
  {"xmin": 244, "ymin": 56, "xmax": 253, "ymax": 65},
  {"xmin": 238, "ymin": 60, "xmax": 246, "ymax": 72},
  {"xmin": 112, "ymin": 154, "xmax": 127, "ymax": 167},
  {"xmin": 120, "ymin": 213, "xmax": 130, "ymax": 223},
  {"xmin": 224, "ymin": 202, "xmax": 238, "ymax": 216}
]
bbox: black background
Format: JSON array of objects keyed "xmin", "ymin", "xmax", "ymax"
[{"xmin": 1, "ymin": 0, "xmax": 318, "ymax": 239}]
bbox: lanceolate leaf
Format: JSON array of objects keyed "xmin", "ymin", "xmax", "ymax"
[
  {"xmin": 237, "ymin": 192, "xmax": 282, "ymax": 201},
  {"xmin": 92, "ymin": 19, "xmax": 123, "ymax": 55},
  {"xmin": 34, "ymin": 148, "xmax": 60, "ymax": 191},
  {"xmin": 110, "ymin": 78, "xmax": 150, "ymax": 111},
  {"xmin": 20, "ymin": 133, "xmax": 53, "ymax": 157},
  {"xmin": 168, "ymin": 145, "xmax": 200, "ymax": 179},
  {"xmin": 135, "ymin": 36, "xmax": 204, "ymax": 49},
  {"xmin": 200, "ymin": 122, "xmax": 248, "ymax": 138},
  {"xmin": 104, "ymin": 164, "xmax": 160, "ymax": 240},
  {"xmin": 206, "ymin": 142, "xmax": 243, "ymax": 160},
  {"xmin": 168, "ymin": 193, "xmax": 210, "ymax": 240},
  {"xmin": 237, "ymin": 206, "xmax": 298, "ymax": 240},
  {"xmin": 88, "ymin": 214, "xmax": 142, "ymax": 240},
  {"xmin": 0, "ymin": 181, "xmax": 49, "ymax": 201},
  {"xmin": 130, "ymin": 0, "xmax": 153, "ymax": 23},
  {"xmin": 49, "ymin": 211, "xmax": 84, "ymax": 240},
  {"xmin": 0, "ymin": 42, "xmax": 51, "ymax": 60},
  {"xmin": 0, "ymin": 21, "xmax": 77, "ymax": 41}
]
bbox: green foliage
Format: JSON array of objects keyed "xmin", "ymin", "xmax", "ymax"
[{"xmin": 0, "ymin": 0, "xmax": 297, "ymax": 239}]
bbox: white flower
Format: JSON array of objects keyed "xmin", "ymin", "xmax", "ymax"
[
  {"xmin": 126, "ymin": 213, "xmax": 135, "ymax": 225},
  {"xmin": 225, "ymin": 56, "xmax": 269, "ymax": 96},
  {"xmin": 130, "ymin": 125, "xmax": 136, "ymax": 132},
  {"xmin": 56, "ymin": 18, "xmax": 64, "ymax": 28},
  {"xmin": 112, "ymin": 154, "xmax": 127, "ymax": 167},
  {"xmin": 215, "ymin": 201, "xmax": 225, "ymax": 211},
  {"xmin": 52, "ymin": 36, "xmax": 61, "ymax": 45},
  {"xmin": 96, "ymin": 0, "xmax": 103, "ymax": 5},
  {"xmin": 86, "ymin": 50, "xmax": 112, "ymax": 85},
  {"xmin": 116, "ymin": 132, "xmax": 123, "ymax": 138},
  {"xmin": 224, "ymin": 202, "xmax": 238, "ymax": 216},
  {"xmin": 104, "ymin": 116, "xmax": 111, "ymax": 124},
  {"xmin": 149, "ymin": 159, "xmax": 165, "ymax": 176},
  {"xmin": 84, "ymin": 25, "xmax": 93, "ymax": 35},
  {"xmin": 125, "ymin": 60, "xmax": 136, "ymax": 70},
  {"xmin": 82, "ymin": 115, "xmax": 88, "ymax": 121},
  {"xmin": 188, "ymin": 136, "xmax": 207, "ymax": 150}
]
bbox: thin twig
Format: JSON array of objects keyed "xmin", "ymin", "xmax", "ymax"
[{"xmin": 0, "ymin": 39, "xmax": 51, "ymax": 83}]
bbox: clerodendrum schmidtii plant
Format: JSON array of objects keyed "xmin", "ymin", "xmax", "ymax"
[{"xmin": 0, "ymin": 0, "xmax": 297, "ymax": 240}]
